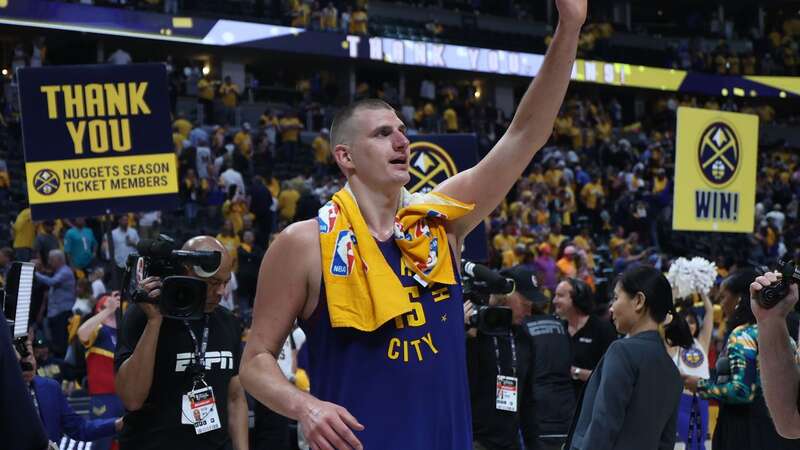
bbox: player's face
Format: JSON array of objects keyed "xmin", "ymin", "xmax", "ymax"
[{"xmin": 349, "ymin": 108, "xmax": 410, "ymax": 188}]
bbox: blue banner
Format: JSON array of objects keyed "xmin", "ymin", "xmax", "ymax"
[
  {"xmin": 407, "ymin": 134, "xmax": 488, "ymax": 262},
  {"xmin": 18, "ymin": 63, "xmax": 178, "ymax": 220}
]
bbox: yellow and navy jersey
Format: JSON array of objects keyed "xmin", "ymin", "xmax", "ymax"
[{"xmin": 300, "ymin": 238, "xmax": 472, "ymax": 449}]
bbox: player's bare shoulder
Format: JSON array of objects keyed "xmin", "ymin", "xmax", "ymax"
[{"xmin": 270, "ymin": 218, "xmax": 322, "ymax": 318}]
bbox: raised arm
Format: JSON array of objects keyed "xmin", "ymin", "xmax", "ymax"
[
  {"xmin": 697, "ymin": 293, "xmax": 714, "ymax": 354},
  {"xmin": 751, "ymin": 273, "xmax": 800, "ymax": 438},
  {"xmin": 436, "ymin": 0, "xmax": 586, "ymax": 240},
  {"xmin": 34, "ymin": 268, "xmax": 69, "ymax": 287},
  {"xmin": 239, "ymin": 220, "xmax": 364, "ymax": 450},
  {"xmin": 114, "ymin": 279, "xmax": 162, "ymax": 411},
  {"xmin": 77, "ymin": 293, "xmax": 120, "ymax": 345}
]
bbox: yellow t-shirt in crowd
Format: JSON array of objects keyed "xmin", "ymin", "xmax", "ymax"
[
  {"xmin": 544, "ymin": 169, "xmax": 563, "ymax": 189},
  {"xmin": 312, "ymin": 135, "xmax": 331, "ymax": 164},
  {"xmin": 280, "ymin": 117, "xmax": 302, "ymax": 143},
  {"xmin": 223, "ymin": 200, "xmax": 249, "ymax": 235},
  {"xmin": 653, "ymin": 176, "xmax": 668, "ymax": 194},
  {"xmin": 13, "ymin": 208, "xmax": 35, "ymax": 249},
  {"xmin": 173, "ymin": 118, "xmax": 192, "ymax": 139},
  {"xmin": 609, "ymin": 235, "xmax": 626, "ymax": 258},
  {"xmin": 548, "ymin": 233, "xmax": 567, "ymax": 250},
  {"xmin": 350, "ymin": 10, "xmax": 368, "ymax": 35},
  {"xmin": 443, "ymin": 108, "xmax": 458, "ymax": 131},
  {"xmin": 260, "ymin": 114, "xmax": 279, "ymax": 128},
  {"xmin": 596, "ymin": 120, "xmax": 612, "ymax": 141},
  {"xmin": 502, "ymin": 249, "xmax": 521, "ymax": 268},
  {"xmin": 573, "ymin": 235, "xmax": 590, "ymax": 252},
  {"xmin": 580, "ymin": 182, "xmax": 604, "ymax": 210},
  {"xmin": 234, "ymin": 131, "xmax": 253, "ymax": 159},
  {"xmin": 219, "ymin": 83, "xmax": 239, "ymax": 108},
  {"xmin": 291, "ymin": 3, "xmax": 311, "ymax": 27},
  {"xmin": 492, "ymin": 234, "xmax": 516, "ymax": 252},
  {"xmin": 321, "ymin": 7, "xmax": 338, "ymax": 29},
  {"xmin": 279, "ymin": 188, "xmax": 301, "ymax": 221},
  {"xmin": 198, "ymin": 79, "xmax": 215, "ymax": 101}
]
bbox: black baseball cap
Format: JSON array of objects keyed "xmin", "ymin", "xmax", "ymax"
[{"xmin": 500, "ymin": 265, "xmax": 548, "ymax": 305}]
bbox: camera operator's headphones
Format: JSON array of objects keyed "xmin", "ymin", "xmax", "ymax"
[
  {"xmin": 193, "ymin": 259, "xmax": 221, "ymax": 278},
  {"xmin": 566, "ymin": 277, "xmax": 593, "ymax": 315}
]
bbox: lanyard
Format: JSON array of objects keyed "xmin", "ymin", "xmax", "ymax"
[
  {"xmin": 184, "ymin": 315, "xmax": 210, "ymax": 377},
  {"xmin": 493, "ymin": 332, "xmax": 517, "ymax": 378},
  {"xmin": 30, "ymin": 385, "xmax": 40, "ymax": 417}
]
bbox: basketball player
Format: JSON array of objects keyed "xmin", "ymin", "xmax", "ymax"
[{"xmin": 240, "ymin": 1, "xmax": 587, "ymax": 448}]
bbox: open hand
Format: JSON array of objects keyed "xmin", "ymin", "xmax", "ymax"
[{"xmin": 300, "ymin": 399, "xmax": 364, "ymax": 450}]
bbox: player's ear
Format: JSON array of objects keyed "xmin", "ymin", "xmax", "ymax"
[{"xmin": 333, "ymin": 144, "xmax": 354, "ymax": 169}]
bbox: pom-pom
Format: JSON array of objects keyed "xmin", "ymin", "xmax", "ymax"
[{"xmin": 666, "ymin": 257, "xmax": 717, "ymax": 300}]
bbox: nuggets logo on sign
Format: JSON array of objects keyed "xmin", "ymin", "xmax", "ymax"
[
  {"xmin": 33, "ymin": 169, "xmax": 60, "ymax": 196},
  {"xmin": 17, "ymin": 63, "xmax": 178, "ymax": 220},
  {"xmin": 331, "ymin": 230, "xmax": 356, "ymax": 276},
  {"xmin": 407, "ymin": 141, "xmax": 458, "ymax": 193},
  {"xmin": 317, "ymin": 201, "xmax": 339, "ymax": 234},
  {"xmin": 681, "ymin": 348, "xmax": 705, "ymax": 369},
  {"xmin": 698, "ymin": 122, "xmax": 740, "ymax": 187},
  {"xmin": 673, "ymin": 107, "xmax": 758, "ymax": 233}
]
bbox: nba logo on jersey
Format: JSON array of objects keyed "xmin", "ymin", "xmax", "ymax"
[
  {"xmin": 318, "ymin": 202, "xmax": 339, "ymax": 234},
  {"xmin": 331, "ymin": 230, "xmax": 355, "ymax": 276}
]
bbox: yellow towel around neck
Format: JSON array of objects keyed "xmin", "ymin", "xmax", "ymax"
[{"xmin": 318, "ymin": 186, "xmax": 474, "ymax": 331}]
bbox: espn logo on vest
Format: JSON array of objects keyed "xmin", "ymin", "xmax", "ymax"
[{"xmin": 175, "ymin": 351, "xmax": 234, "ymax": 372}]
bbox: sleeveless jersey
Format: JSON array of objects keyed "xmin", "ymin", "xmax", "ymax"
[
  {"xmin": 85, "ymin": 324, "xmax": 118, "ymax": 395},
  {"xmin": 301, "ymin": 238, "xmax": 472, "ymax": 450},
  {"xmin": 673, "ymin": 338, "xmax": 710, "ymax": 379}
]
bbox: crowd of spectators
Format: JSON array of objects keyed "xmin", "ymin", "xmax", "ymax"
[{"xmin": 3, "ymin": 29, "xmax": 800, "ymax": 446}]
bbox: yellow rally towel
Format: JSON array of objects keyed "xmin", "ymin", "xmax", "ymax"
[{"xmin": 319, "ymin": 187, "xmax": 474, "ymax": 331}]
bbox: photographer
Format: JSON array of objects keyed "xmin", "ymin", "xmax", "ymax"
[
  {"xmin": 750, "ymin": 271, "xmax": 800, "ymax": 439},
  {"xmin": 466, "ymin": 268, "xmax": 536, "ymax": 450},
  {"xmin": 114, "ymin": 236, "xmax": 248, "ymax": 450},
  {"xmin": 21, "ymin": 334, "xmax": 122, "ymax": 444},
  {"xmin": 1, "ymin": 323, "xmax": 49, "ymax": 450}
]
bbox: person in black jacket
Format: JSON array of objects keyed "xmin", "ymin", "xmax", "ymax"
[
  {"xmin": 517, "ymin": 267, "xmax": 576, "ymax": 450},
  {"xmin": 567, "ymin": 265, "xmax": 694, "ymax": 450}
]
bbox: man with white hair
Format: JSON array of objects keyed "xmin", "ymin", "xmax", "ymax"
[{"xmin": 35, "ymin": 249, "xmax": 76, "ymax": 357}]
